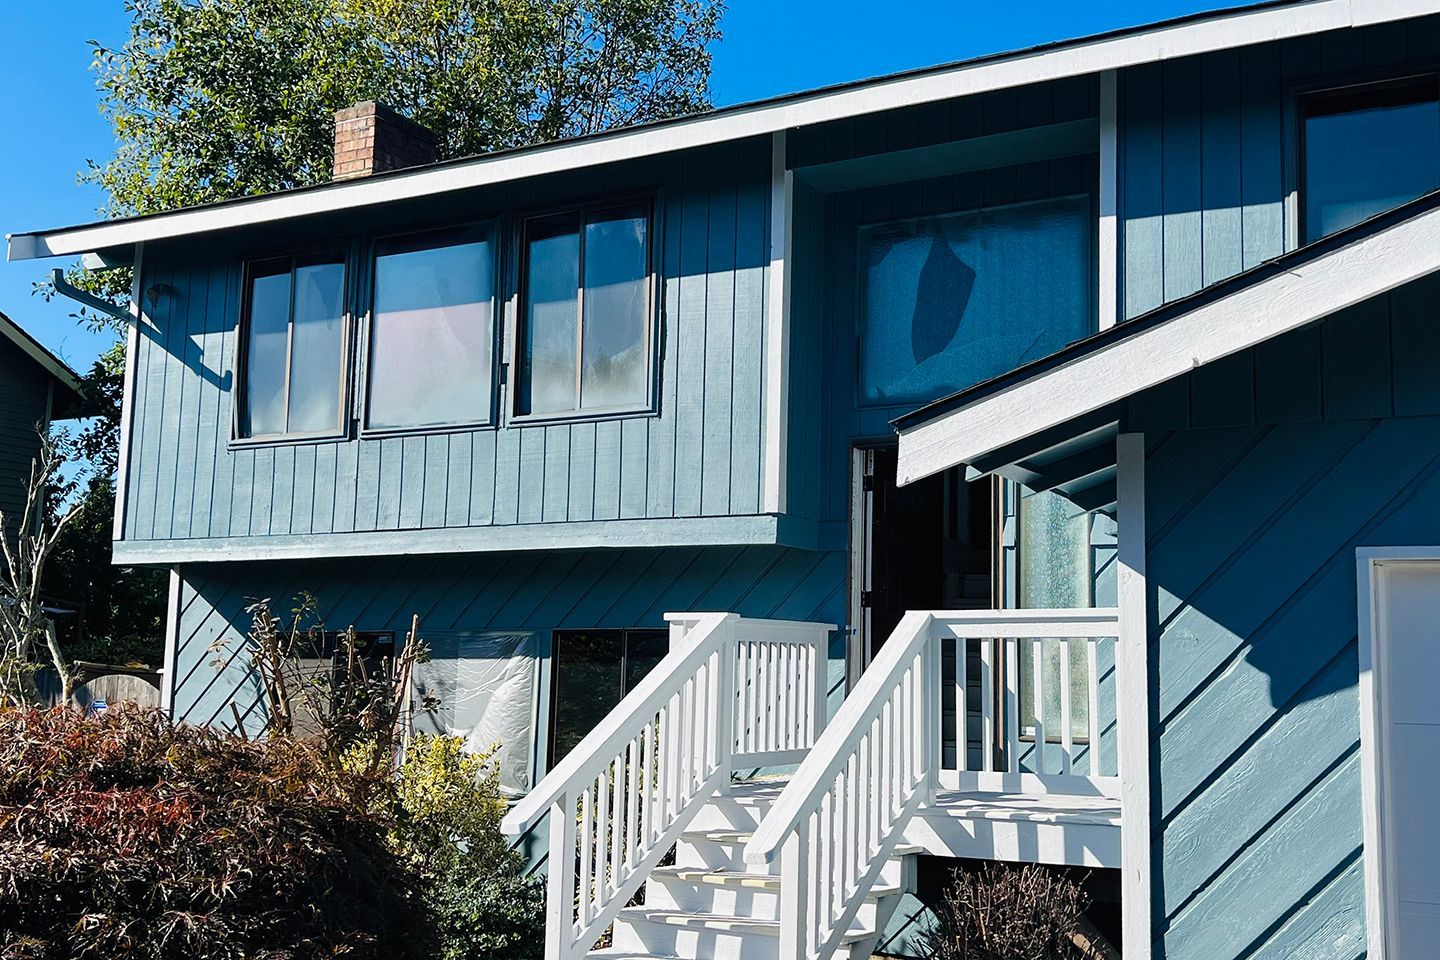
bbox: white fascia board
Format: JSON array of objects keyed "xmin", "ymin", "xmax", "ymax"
[
  {"xmin": 11, "ymin": 0, "xmax": 1438, "ymax": 262},
  {"xmin": 896, "ymin": 202, "xmax": 1440, "ymax": 485}
]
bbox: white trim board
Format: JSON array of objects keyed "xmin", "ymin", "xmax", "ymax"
[
  {"xmin": 0, "ymin": 311, "xmax": 81, "ymax": 394},
  {"xmin": 10, "ymin": 0, "xmax": 1440, "ymax": 261},
  {"xmin": 110, "ymin": 513, "xmax": 825, "ymax": 565},
  {"xmin": 896, "ymin": 199, "xmax": 1440, "ymax": 485},
  {"xmin": 1355, "ymin": 547, "xmax": 1440, "ymax": 960},
  {"xmin": 1116, "ymin": 434, "xmax": 1152, "ymax": 960}
]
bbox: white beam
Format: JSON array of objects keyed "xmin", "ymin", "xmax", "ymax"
[
  {"xmin": 1098, "ymin": 70, "xmax": 1119, "ymax": 330},
  {"xmin": 12, "ymin": 0, "xmax": 1439, "ymax": 261},
  {"xmin": 897, "ymin": 201, "xmax": 1440, "ymax": 485},
  {"xmin": 762, "ymin": 130, "xmax": 792, "ymax": 514},
  {"xmin": 1116, "ymin": 433, "xmax": 1151, "ymax": 960}
]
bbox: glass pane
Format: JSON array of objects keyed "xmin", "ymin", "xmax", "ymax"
[
  {"xmin": 859, "ymin": 195, "xmax": 1092, "ymax": 406},
  {"xmin": 242, "ymin": 265, "xmax": 292, "ymax": 437},
  {"xmin": 370, "ymin": 236, "xmax": 495, "ymax": 429},
  {"xmin": 1017, "ymin": 489, "xmax": 1092, "ymax": 741},
  {"xmin": 520, "ymin": 218, "xmax": 581, "ymax": 416},
  {"xmin": 1305, "ymin": 85, "xmax": 1440, "ymax": 243},
  {"xmin": 582, "ymin": 208, "xmax": 650, "ymax": 410},
  {"xmin": 550, "ymin": 630, "xmax": 624, "ymax": 764},
  {"xmin": 286, "ymin": 260, "xmax": 346, "ymax": 433},
  {"xmin": 623, "ymin": 629, "xmax": 668, "ymax": 693}
]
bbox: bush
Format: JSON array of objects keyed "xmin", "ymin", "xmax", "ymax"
[
  {"xmin": 360, "ymin": 735, "xmax": 544, "ymax": 960},
  {"xmin": 918, "ymin": 862, "xmax": 1094, "ymax": 960},
  {"xmin": 0, "ymin": 706, "xmax": 424, "ymax": 959}
]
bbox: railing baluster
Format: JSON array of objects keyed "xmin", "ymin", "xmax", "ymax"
[
  {"xmin": 595, "ymin": 769, "xmax": 609, "ymax": 904},
  {"xmin": 624, "ymin": 738, "xmax": 638, "ymax": 869},
  {"xmin": 579, "ymin": 784, "xmax": 593, "ymax": 928},
  {"xmin": 1032, "ymin": 638, "xmax": 1046, "ymax": 774},
  {"xmin": 1006, "ymin": 637, "xmax": 1020, "ymax": 774},
  {"xmin": 981, "ymin": 638, "xmax": 995, "ymax": 773},
  {"xmin": 1088, "ymin": 638, "xmax": 1101, "ymax": 776},
  {"xmin": 1061, "ymin": 638, "xmax": 1074, "ymax": 776},
  {"xmin": 640, "ymin": 719, "xmax": 654, "ymax": 847},
  {"xmin": 955, "ymin": 635, "xmax": 968, "ymax": 772}
]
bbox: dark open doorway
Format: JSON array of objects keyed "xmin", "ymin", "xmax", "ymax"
[{"xmin": 849, "ymin": 445, "xmax": 996, "ymax": 685}]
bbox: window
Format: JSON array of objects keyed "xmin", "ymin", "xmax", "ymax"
[
  {"xmin": 548, "ymin": 628, "xmax": 667, "ymax": 765},
  {"xmin": 518, "ymin": 202, "xmax": 654, "ymax": 418},
  {"xmin": 239, "ymin": 253, "xmax": 348, "ymax": 439},
  {"xmin": 367, "ymin": 227, "xmax": 497, "ymax": 430},
  {"xmin": 1016, "ymin": 488, "xmax": 1093, "ymax": 743},
  {"xmin": 1301, "ymin": 77, "xmax": 1440, "ymax": 244},
  {"xmin": 858, "ymin": 195, "xmax": 1092, "ymax": 407}
]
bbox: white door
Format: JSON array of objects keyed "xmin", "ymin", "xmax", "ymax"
[{"xmin": 1364, "ymin": 557, "xmax": 1440, "ymax": 957}]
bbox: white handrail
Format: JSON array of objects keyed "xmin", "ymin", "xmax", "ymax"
[
  {"xmin": 746, "ymin": 607, "xmax": 1120, "ymax": 960},
  {"xmin": 501, "ymin": 612, "xmax": 833, "ymax": 960}
]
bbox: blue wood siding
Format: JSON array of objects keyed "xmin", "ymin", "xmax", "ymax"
[
  {"xmin": 1119, "ymin": 15, "xmax": 1440, "ymax": 318},
  {"xmin": 0, "ymin": 335, "xmax": 51, "ymax": 535},
  {"xmin": 122, "ymin": 138, "xmax": 775, "ymax": 549},
  {"xmin": 171, "ymin": 545, "xmax": 847, "ymax": 747}
]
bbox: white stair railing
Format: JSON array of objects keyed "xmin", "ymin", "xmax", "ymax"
[
  {"xmin": 744, "ymin": 607, "xmax": 1121, "ymax": 960},
  {"xmin": 501, "ymin": 612, "xmax": 833, "ymax": 960}
]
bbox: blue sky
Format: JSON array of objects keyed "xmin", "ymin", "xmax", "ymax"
[{"xmin": 0, "ymin": 0, "xmax": 1250, "ymax": 373}]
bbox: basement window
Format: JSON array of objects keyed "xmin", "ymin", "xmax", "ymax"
[
  {"xmin": 365, "ymin": 226, "xmax": 497, "ymax": 431},
  {"xmin": 237, "ymin": 252, "xmax": 348, "ymax": 440},
  {"xmin": 1301, "ymin": 76, "xmax": 1440, "ymax": 243},
  {"xmin": 517, "ymin": 201, "xmax": 655, "ymax": 420},
  {"xmin": 548, "ymin": 628, "xmax": 667, "ymax": 766}
]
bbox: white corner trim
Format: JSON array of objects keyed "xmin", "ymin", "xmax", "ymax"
[
  {"xmin": 161, "ymin": 565, "xmax": 181, "ymax": 717},
  {"xmin": 11, "ymin": 0, "xmax": 1440, "ymax": 261},
  {"xmin": 1116, "ymin": 433, "xmax": 1151, "ymax": 960},
  {"xmin": 1354, "ymin": 547, "xmax": 1440, "ymax": 960},
  {"xmin": 113, "ymin": 242, "xmax": 144, "ymax": 543},
  {"xmin": 897, "ymin": 201, "xmax": 1440, "ymax": 485},
  {"xmin": 762, "ymin": 130, "xmax": 792, "ymax": 514},
  {"xmin": 1098, "ymin": 70, "xmax": 1119, "ymax": 331}
]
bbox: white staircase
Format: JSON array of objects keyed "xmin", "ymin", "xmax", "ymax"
[
  {"xmin": 594, "ymin": 780, "xmax": 918, "ymax": 960},
  {"xmin": 502, "ymin": 608, "xmax": 1126, "ymax": 960}
]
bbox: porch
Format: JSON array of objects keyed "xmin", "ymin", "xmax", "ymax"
[{"xmin": 502, "ymin": 606, "xmax": 1135, "ymax": 960}]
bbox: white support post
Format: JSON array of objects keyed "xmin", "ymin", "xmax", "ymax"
[
  {"xmin": 545, "ymin": 795, "xmax": 576, "ymax": 960},
  {"xmin": 779, "ymin": 828, "xmax": 811, "ymax": 960},
  {"xmin": 715, "ymin": 620, "xmax": 737, "ymax": 793},
  {"xmin": 161, "ymin": 565, "xmax": 180, "ymax": 717},
  {"xmin": 762, "ymin": 130, "xmax": 793, "ymax": 514},
  {"xmin": 1116, "ymin": 433, "xmax": 1152, "ymax": 960},
  {"xmin": 113, "ymin": 241, "xmax": 145, "ymax": 541},
  {"xmin": 1098, "ymin": 70, "xmax": 1119, "ymax": 330}
]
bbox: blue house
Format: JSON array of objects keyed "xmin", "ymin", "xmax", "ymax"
[
  {"xmin": 0, "ymin": 310, "xmax": 81, "ymax": 534},
  {"xmin": 12, "ymin": 1, "xmax": 1440, "ymax": 956}
]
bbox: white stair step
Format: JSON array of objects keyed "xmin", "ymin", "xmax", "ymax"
[
  {"xmin": 652, "ymin": 865, "xmax": 904, "ymax": 900},
  {"xmin": 617, "ymin": 907, "xmax": 876, "ymax": 945},
  {"xmin": 587, "ymin": 952, "xmax": 684, "ymax": 960}
]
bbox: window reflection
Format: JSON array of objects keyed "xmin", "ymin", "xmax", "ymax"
[{"xmin": 369, "ymin": 231, "xmax": 495, "ymax": 430}]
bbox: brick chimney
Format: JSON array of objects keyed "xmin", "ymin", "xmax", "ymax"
[{"xmin": 332, "ymin": 102, "xmax": 437, "ymax": 180}]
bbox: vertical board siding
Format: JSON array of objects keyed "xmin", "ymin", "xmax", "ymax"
[
  {"xmin": 122, "ymin": 139, "xmax": 774, "ymax": 546},
  {"xmin": 1120, "ymin": 18, "xmax": 1440, "ymax": 318},
  {"xmin": 0, "ymin": 336, "xmax": 55, "ymax": 536},
  {"xmin": 1146, "ymin": 414, "xmax": 1440, "ymax": 959},
  {"xmin": 171, "ymin": 544, "xmax": 845, "ymax": 740}
]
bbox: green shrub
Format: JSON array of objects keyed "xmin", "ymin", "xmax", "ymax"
[
  {"xmin": 378, "ymin": 735, "xmax": 544, "ymax": 960},
  {"xmin": 0, "ymin": 705, "xmax": 423, "ymax": 960}
]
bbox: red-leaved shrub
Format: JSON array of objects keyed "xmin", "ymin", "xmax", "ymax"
[{"xmin": 0, "ymin": 705, "xmax": 426, "ymax": 959}]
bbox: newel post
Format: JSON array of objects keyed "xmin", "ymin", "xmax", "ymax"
[
  {"xmin": 544, "ymin": 793, "xmax": 576, "ymax": 960},
  {"xmin": 779, "ymin": 826, "xmax": 812, "ymax": 960},
  {"xmin": 922, "ymin": 620, "xmax": 941, "ymax": 806}
]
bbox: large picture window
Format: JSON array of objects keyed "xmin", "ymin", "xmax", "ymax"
[
  {"xmin": 1301, "ymin": 77, "xmax": 1440, "ymax": 243},
  {"xmin": 366, "ymin": 227, "xmax": 496, "ymax": 430},
  {"xmin": 518, "ymin": 202, "xmax": 653, "ymax": 418},
  {"xmin": 238, "ymin": 253, "xmax": 347, "ymax": 439},
  {"xmin": 858, "ymin": 195, "xmax": 1092, "ymax": 407}
]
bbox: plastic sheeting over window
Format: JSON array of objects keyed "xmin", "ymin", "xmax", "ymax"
[
  {"xmin": 858, "ymin": 195, "xmax": 1092, "ymax": 406},
  {"xmin": 413, "ymin": 631, "xmax": 540, "ymax": 796}
]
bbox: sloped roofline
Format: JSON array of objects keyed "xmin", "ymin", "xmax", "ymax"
[
  {"xmin": 893, "ymin": 187, "xmax": 1440, "ymax": 485},
  {"xmin": 9, "ymin": 0, "xmax": 1437, "ymax": 263},
  {"xmin": 0, "ymin": 310, "xmax": 83, "ymax": 402}
]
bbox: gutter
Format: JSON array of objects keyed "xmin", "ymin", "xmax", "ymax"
[{"xmin": 50, "ymin": 267, "xmax": 132, "ymax": 326}]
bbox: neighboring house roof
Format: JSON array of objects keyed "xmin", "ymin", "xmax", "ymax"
[
  {"xmin": 0, "ymin": 310, "xmax": 84, "ymax": 417},
  {"xmin": 8, "ymin": 0, "xmax": 1438, "ymax": 263},
  {"xmin": 892, "ymin": 187, "xmax": 1440, "ymax": 507}
]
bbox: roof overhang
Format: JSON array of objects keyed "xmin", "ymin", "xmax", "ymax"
[
  {"xmin": 9, "ymin": 0, "xmax": 1438, "ymax": 264},
  {"xmin": 0, "ymin": 312, "xmax": 83, "ymax": 413},
  {"xmin": 894, "ymin": 188, "xmax": 1440, "ymax": 500}
]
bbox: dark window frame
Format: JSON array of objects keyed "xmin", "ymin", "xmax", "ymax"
[
  {"xmin": 546, "ymin": 626, "xmax": 668, "ymax": 768},
  {"xmin": 1297, "ymin": 72, "xmax": 1440, "ymax": 246},
  {"xmin": 360, "ymin": 220, "xmax": 503, "ymax": 437},
  {"xmin": 232, "ymin": 247, "xmax": 354, "ymax": 445},
  {"xmin": 513, "ymin": 195, "xmax": 660, "ymax": 425}
]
